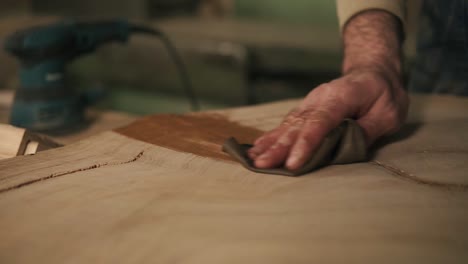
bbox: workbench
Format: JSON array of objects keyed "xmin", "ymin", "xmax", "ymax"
[{"xmin": 0, "ymin": 94, "xmax": 467, "ymax": 263}]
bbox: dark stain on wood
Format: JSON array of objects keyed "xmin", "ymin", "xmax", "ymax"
[{"xmin": 115, "ymin": 113, "xmax": 264, "ymax": 161}]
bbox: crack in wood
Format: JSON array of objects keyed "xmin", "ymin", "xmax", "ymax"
[
  {"xmin": 370, "ymin": 160, "xmax": 468, "ymax": 191},
  {"xmin": 2, "ymin": 150, "xmax": 466, "ymax": 194},
  {"xmin": 0, "ymin": 151, "xmax": 145, "ymax": 194}
]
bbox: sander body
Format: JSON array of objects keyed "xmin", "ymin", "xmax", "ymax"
[
  {"xmin": 4, "ymin": 19, "xmax": 197, "ymax": 131},
  {"xmin": 5, "ymin": 20, "xmax": 133, "ymax": 131}
]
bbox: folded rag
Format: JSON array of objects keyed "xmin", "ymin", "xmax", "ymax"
[{"xmin": 222, "ymin": 119, "xmax": 368, "ymax": 176}]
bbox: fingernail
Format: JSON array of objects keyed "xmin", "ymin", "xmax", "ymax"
[
  {"xmin": 257, "ymin": 153, "xmax": 269, "ymax": 160},
  {"xmin": 248, "ymin": 152, "xmax": 258, "ymax": 159},
  {"xmin": 248, "ymin": 148, "xmax": 258, "ymax": 156},
  {"xmin": 286, "ymin": 155, "xmax": 298, "ymax": 169},
  {"xmin": 255, "ymin": 157, "xmax": 270, "ymax": 168}
]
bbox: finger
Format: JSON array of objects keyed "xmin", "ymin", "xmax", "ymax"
[
  {"xmin": 285, "ymin": 111, "xmax": 344, "ymax": 170},
  {"xmin": 248, "ymin": 107, "xmax": 308, "ymax": 160},
  {"xmin": 254, "ymin": 127, "xmax": 301, "ymax": 168},
  {"xmin": 248, "ymin": 129, "xmax": 283, "ymax": 159}
]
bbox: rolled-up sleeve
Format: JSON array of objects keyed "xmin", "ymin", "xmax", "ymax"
[{"xmin": 336, "ymin": 0, "xmax": 406, "ymax": 30}]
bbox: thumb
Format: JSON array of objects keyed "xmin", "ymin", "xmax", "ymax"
[{"xmin": 357, "ymin": 110, "xmax": 401, "ymax": 146}]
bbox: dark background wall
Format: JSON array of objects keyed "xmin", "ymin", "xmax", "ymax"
[{"xmin": 0, "ymin": 0, "xmax": 419, "ymax": 114}]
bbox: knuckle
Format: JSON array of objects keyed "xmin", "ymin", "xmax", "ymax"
[
  {"xmin": 254, "ymin": 135, "xmax": 269, "ymax": 145},
  {"xmin": 287, "ymin": 107, "xmax": 302, "ymax": 117},
  {"xmin": 284, "ymin": 108, "xmax": 303, "ymax": 122},
  {"xmin": 281, "ymin": 113, "xmax": 308, "ymax": 127},
  {"xmin": 312, "ymin": 108, "xmax": 335, "ymax": 123},
  {"xmin": 254, "ymin": 130, "xmax": 278, "ymax": 145},
  {"xmin": 298, "ymin": 132, "xmax": 317, "ymax": 147}
]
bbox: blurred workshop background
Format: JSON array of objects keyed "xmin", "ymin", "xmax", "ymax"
[{"xmin": 0, "ymin": 0, "xmax": 420, "ymax": 116}]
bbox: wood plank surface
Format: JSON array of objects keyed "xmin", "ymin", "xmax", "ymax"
[
  {"xmin": 0, "ymin": 124, "xmax": 61, "ymax": 160},
  {"xmin": 0, "ymin": 94, "xmax": 467, "ymax": 264},
  {"xmin": 0, "ymin": 124, "xmax": 26, "ymax": 159}
]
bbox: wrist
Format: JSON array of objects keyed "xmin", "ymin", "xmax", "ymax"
[
  {"xmin": 343, "ymin": 65, "xmax": 402, "ymax": 91},
  {"xmin": 344, "ymin": 59, "xmax": 402, "ymax": 88},
  {"xmin": 341, "ymin": 10, "xmax": 403, "ymax": 79},
  {"xmin": 344, "ymin": 59, "xmax": 401, "ymax": 79}
]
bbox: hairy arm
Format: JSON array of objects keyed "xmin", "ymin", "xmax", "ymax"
[
  {"xmin": 343, "ymin": 10, "xmax": 403, "ymax": 81},
  {"xmin": 248, "ymin": 10, "xmax": 409, "ymax": 170}
]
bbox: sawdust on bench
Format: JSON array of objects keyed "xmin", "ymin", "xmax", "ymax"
[{"xmin": 115, "ymin": 113, "xmax": 264, "ymax": 161}]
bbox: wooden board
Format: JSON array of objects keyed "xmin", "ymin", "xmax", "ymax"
[
  {"xmin": 0, "ymin": 124, "xmax": 26, "ymax": 159},
  {"xmin": 0, "ymin": 124, "xmax": 61, "ymax": 160},
  {"xmin": 0, "ymin": 94, "xmax": 468, "ymax": 263}
]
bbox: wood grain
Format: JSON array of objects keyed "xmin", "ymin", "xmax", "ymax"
[{"xmin": 0, "ymin": 94, "xmax": 467, "ymax": 264}]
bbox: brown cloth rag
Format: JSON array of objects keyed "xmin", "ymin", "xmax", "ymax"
[{"xmin": 222, "ymin": 119, "xmax": 368, "ymax": 176}]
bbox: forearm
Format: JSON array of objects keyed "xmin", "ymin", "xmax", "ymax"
[{"xmin": 342, "ymin": 10, "xmax": 404, "ymax": 78}]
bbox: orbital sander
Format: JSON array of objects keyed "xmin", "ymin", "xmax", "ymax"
[{"xmin": 4, "ymin": 19, "xmax": 198, "ymax": 131}]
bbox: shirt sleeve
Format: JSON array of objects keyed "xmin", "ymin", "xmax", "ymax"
[{"xmin": 336, "ymin": 0, "xmax": 406, "ymax": 30}]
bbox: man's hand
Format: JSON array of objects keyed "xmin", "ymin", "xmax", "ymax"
[
  {"xmin": 248, "ymin": 68, "xmax": 408, "ymax": 170},
  {"xmin": 248, "ymin": 10, "xmax": 409, "ymax": 170}
]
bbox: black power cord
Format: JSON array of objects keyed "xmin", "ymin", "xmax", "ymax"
[{"xmin": 130, "ymin": 24, "xmax": 200, "ymax": 111}]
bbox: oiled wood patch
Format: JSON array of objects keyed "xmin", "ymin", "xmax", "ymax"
[{"xmin": 115, "ymin": 113, "xmax": 263, "ymax": 161}]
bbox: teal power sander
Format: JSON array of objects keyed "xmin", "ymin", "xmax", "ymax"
[{"xmin": 4, "ymin": 19, "xmax": 198, "ymax": 131}]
